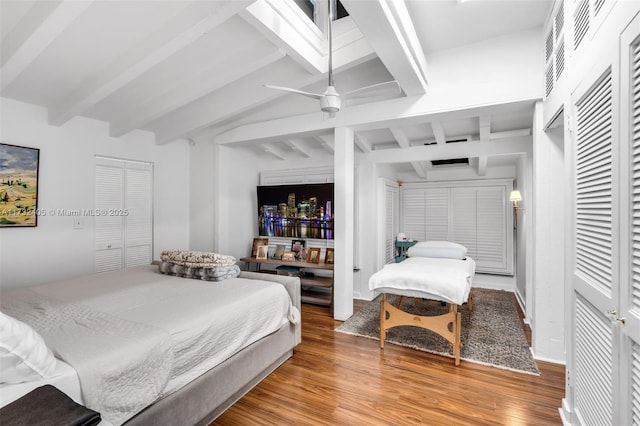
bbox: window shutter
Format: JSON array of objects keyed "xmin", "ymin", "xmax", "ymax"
[
  {"xmin": 451, "ymin": 187, "xmax": 477, "ymax": 260},
  {"xmin": 384, "ymin": 184, "xmax": 398, "ymax": 264},
  {"xmin": 402, "ymin": 188, "xmax": 427, "ymax": 242},
  {"xmin": 633, "ymin": 346, "xmax": 640, "ymax": 424},
  {"xmin": 424, "ymin": 188, "xmax": 449, "ymax": 241},
  {"xmin": 575, "ymin": 69, "xmax": 613, "ymax": 295},
  {"xmin": 574, "ymin": 0, "xmax": 590, "ymax": 50},
  {"xmin": 476, "ymin": 186, "xmax": 507, "ymax": 271}
]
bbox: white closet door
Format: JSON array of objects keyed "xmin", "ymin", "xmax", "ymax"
[
  {"xmin": 424, "ymin": 188, "xmax": 449, "ymax": 241},
  {"xmin": 124, "ymin": 162, "xmax": 153, "ymax": 267},
  {"xmin": 95, "ymin": 158, "xmax": 124, "ymax": 272},
  {"xmin": 621, "ymin": 18, "xmax": 640, "ymax": 426},
  {"xmin": 571, "ymin": 61, "xmax": 618, "ymax": 426}
]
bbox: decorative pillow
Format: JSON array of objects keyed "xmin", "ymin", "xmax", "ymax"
[
  {"xmin": 0, "ymin": 311, "xmax": 58, "ymax": 384},
  {"xmin": 407, "ymin": 241, "xmax": 468, "ymax": 260}
]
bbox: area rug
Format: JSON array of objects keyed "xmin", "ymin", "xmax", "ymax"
[{"xmin": 336, "ymin": 288, "xmax": 540, "ymax": 375}]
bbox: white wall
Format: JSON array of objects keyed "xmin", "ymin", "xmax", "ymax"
[
  {"xmin": 531, "ymin": 101, "xmax": 565, "ymax": 363},
  {"xmin": 189, "ymin": 138, "xmax": 215, "ymax": 251},
  {"xmin": 0, "ymin": 98, "xmax": 190, "ymax": 289}
]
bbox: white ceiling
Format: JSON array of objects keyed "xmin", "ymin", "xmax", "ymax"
[{"xmin": 0, "ymin": 0, "xmax": 552, "ymax": 177}]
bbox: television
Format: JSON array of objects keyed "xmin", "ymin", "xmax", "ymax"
[{"xmin": 257, "ymin": 183, "xmax": 334, "ymax": 240}]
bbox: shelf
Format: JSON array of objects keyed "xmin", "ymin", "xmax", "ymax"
[
  {"xmin": 301, "ymin": 289, "xmax": 332, "ymax": 307},
  {"xmin": 300, "ymin": 275, "xmax": 332, "ymax": 288}
]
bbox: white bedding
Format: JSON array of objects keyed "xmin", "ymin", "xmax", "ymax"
[
  {"xmin": 368, "ymin": 256, "xmax": 476, "ymax": 305},
  {"xmin": 0, "ymin": 266, "xmax": 299, "ymax": 426}
]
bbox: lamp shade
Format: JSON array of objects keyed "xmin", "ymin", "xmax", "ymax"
[{"xmin": 509, "ymin": 190, "xmax": 522, "ymax": 202}]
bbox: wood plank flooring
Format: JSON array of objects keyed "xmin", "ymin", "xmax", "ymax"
[{"xmin": 213, "ymin": 299, "xmax": 565, "ymax": 425}]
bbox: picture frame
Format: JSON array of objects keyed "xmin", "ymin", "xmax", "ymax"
[
  {"xmin": 272, "ymin": 244, "xmax": 285, "ymax": 260},
  {"xmin": 291, "ymin": 239, "xmax": 306, "ymax": 253},
  {"xmin": 324, "ymin": 248, "xmax": 334, "ymax": 264},
  {"xmin": 251, "ymin": 237, "xmax": 269, "ymax": 257},
  {"xmin": 282, "ymin": 251, "xmax": 295, "ymax": 262},
  {"xmin": 307, "ymin": 247, "xmax": 321, "ymax": 264},
  {"xmin": 256, "ymin": 245, "xmax": 269, "ymax": 260},
  {"xmin": 1, "ymin": 143, "xmax": 40, "ymax": 228}
]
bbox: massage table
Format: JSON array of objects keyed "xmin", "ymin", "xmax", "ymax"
[{"xmin": 368, "ymin": 242, "xmax": 476, "ymax": 366}]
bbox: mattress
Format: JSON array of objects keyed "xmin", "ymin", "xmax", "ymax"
[
  {"xmin": 369, "ymin": 256, "xmax": 476, "ymax": 305},
  {"xmin": 1, "ymin": 265, "xmax": 299, "ymax": 425}
]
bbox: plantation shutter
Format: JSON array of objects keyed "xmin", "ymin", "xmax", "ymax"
[
  {"xmin": 402, "ymin": 188, "xmax": 427, "ymax": 242},
  {"xmin": 424, "ymin": 188, "xmax": 449, "ymax": 241},
  {"xmin": 572, "ymin": 66, "xmax": 615, "ymax": 426},
  {"xmin": 451, "ymin": 187, "xmax": 477, "ymax": 260},
  {"xmin": 384, "ymin": 181, "xmax": 399, "ymax": 264},
  {"xmin": 631, "ymin": 41, "xmax": 640, "ymax": 316},
  {"xmin": 476, "ymin": 186, "xmax": 507, "ymax": 270}
]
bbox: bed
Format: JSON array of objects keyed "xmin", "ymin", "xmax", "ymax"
[
  {"xmin": 368, "ymin": 241, "xmax": 475, "ymax": 365},
  {"xmin": 0, "ymin": 264, "xmax": 301, "ymax": 426}
]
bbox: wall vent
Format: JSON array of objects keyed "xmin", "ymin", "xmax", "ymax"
[{"xmin": 431, "ymin": 158, "xmax": 469, "ymax": 167}]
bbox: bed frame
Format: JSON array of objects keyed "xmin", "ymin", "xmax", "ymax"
[
  {"xmin": 124, "ymin": 271, "xmax": 302, "ymax": 426},
  {"xmin": 379, "ymin": 293, "xmax": 472, "ymax": 366}
]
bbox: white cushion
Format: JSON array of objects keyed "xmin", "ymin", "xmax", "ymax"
[
  {"xmin": 407, "ymin": 241, "xmax": 468, "ymax": 260},
  {"xmin": 0, "ymin": 311, "xmax": 57, "ymax": 384}
]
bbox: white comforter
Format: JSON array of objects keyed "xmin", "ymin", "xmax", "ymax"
[
  {"xmin": 1, "ymin": 266, "xmax": 299, "ymax": 426},
  {"xmin": 368, "ymin": 256, "xmax": 476, "ymax": 305}
]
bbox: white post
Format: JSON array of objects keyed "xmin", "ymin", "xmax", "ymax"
[{"xmin": 334, "ymin": 126, "xmax": 354, "ymax": 320}]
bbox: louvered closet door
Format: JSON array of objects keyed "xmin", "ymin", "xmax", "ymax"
[
  {"xmin": 124, "ymin": 162, "xmax": 153, "ymax": 267},
  {"xmin": 95, "ymin": 158, "xmax": 125, "ymax": 272},
  {"xmin": 452, "ymin": 188, "xmax": 477, "ymax": 260},
  {"xmin": 621, "ymin": 18, "xmax": 640, "ymax": 426},
  {"xmin": 402, "ymin": 188, "xmax": 427, "ymax": 241},
  {"xmin": 571, "ymin": 61, "xmax": 619, "ymax": 425},
  {"xmin": 476, "ymin": 186, "xmax": 507, "ymax": 271}
]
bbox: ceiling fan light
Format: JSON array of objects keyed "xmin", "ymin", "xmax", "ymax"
[{"xmin": 321, "ymin": 96, "xmax": 341, "ymax": 114}]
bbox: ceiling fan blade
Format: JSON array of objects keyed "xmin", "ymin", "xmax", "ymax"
[
  {"xmin": 341, "ymin": 80, "xmax": 402, "ymax": 100},
  {"xmin": 263, "ymin": 84, "xmax": 323, "ymax": 100}
]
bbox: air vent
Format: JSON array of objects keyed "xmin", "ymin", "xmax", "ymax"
[
  {"xmin": 431, "ymin": 158, "xmax": 469, "ymax": 167},
  {"xmin": 445, "ymin": 138, "xmax": 468, "ymax": 144}
]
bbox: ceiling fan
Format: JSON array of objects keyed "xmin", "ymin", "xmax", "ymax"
[{"xmin": 263, "ymin": 1, "xmax": 401, "ymax": 117}]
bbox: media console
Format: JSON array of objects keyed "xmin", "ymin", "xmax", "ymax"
[{"xmin": 239, "ymin": 257, "xmax": 334, "ymax": 311}]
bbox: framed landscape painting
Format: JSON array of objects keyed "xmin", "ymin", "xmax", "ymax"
[{"xmin": 0, "ymin": 143, "xmax": 40, "ymax": 227}]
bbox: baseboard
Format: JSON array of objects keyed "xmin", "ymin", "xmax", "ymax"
[
  {"xmin": 472, "ymin": 273, "xmax": 516, "ymax": 291},
  {"xmin": 530, "ymin": 348, "xmax": 566, "ymax": 365},
  {"xmin": 559, "ymin": 398, "xmax": 573, "ymax": 425}
]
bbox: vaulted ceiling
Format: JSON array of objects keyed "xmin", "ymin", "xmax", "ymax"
[{"xmin": 1, "ymin": 0, "xmax": 552, "ymax": 177}]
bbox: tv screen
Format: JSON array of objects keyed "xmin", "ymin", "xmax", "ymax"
[{"xmin": 257, "ymin": 183, "xmax": 334, "ymax": 240}]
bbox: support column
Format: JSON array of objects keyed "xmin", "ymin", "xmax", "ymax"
[{"xmin": 334, "ymin": 127, "xmax": 354, "ymax": 320}]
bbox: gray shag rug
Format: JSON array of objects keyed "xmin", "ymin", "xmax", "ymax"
[{"xmin": 336, "ymin": 288, "xmax": 540, "ymax": 375}]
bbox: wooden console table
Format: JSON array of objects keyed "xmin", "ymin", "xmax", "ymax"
[{"xmin": 240, "ymin": 257, "xmax": 334, "ymax": 310}]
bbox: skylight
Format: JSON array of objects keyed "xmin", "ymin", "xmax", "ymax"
[{"xmin": 295, "ymin": 0, "xmax": 349, "ymax": 28}]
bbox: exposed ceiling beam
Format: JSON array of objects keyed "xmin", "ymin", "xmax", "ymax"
[
  {"xmin": 110, "ymin": 44, "xmax": 284, "ymax": 138},
  {"xmin": 240, "ymin": 0, "xmax": 324, "ymax": 74},
  {"xmin": 430, "ymin": 121, "xmax": 446, "ymax": 145},
  {"xmin": 284, "ymin": 139, "xmax": 312, "ymax": 157},
  {"xmin": 214, "ymin": 94, "xmax": 537, "ymax": 146},
  {"xmin": 363, "ymin": 136, "xmax": 531, "ymax": 164},
  {"xmin": 479, "ymin": 114, "xmax": 491, "ymax": 142},
  {"xmin": 1, "ymin": 0, "xmax": 94, "ymax": 92},
  {"xmin": 48, "ymin": 0, "xmax": 253, "ymax": 127},
  {"xmin": 341, "ymin": 0, "xmax": 428, "ymax": 95},
  {"xmin": 314, "ymin": 134, "xmax": 334, "ymax": 153},
  {"xmin": 478, "ymin": 156, "xmax": 488, "ymax": 176},
  {"xmin": 354, "ymin": 133, "xmax": 372, "ymax": 153},
  {"xmin": 390, "ymin": 127, "xmax": 426, "ymax": 177},
  {"xmin": 259, "ymin": 143, "xmax": 286, "ymax": 160},
  {"xmin": 491, "ymin": 128, "xmax": 531, "ymax": 139}
]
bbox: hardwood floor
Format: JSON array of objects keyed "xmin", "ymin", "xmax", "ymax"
[{"xmin": 213, "ymin": 300, "xmax": 565, "ymax": 425}]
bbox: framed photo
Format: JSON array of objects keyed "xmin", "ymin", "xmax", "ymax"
[
  {"xmin": 1, "ymin": 143, "xmax": 40, "ymax": 228},
  {"xmin": 307, "ymin": 247, "xmax": 321, "ymax": 264},
  {"xmin": 291, "ymin": 239, "xmax": 306, "ymax": 253},
  {"xmin": 256, "ymin": 245, "xmax": 269, "ymax": 260},
  {"xmin": 272, "ymin": 244, "xmax": 285, "ymax": 260},
  {"xmin": 324, "ymin": 248, "xmax": 334, "ymax": 264},
  {"xmin": 282, "ymin": 251, "xmax": 295, "ymax": 262},
  {"xmin": 251, "ymin": 237, "xmax": 269, "ymax": 257}
]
